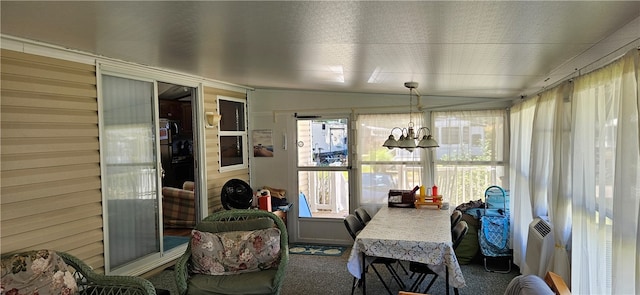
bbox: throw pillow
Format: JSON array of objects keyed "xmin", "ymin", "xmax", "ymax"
[
  {"xmin": 196, "ymin": 218, "xmax": 275, "ymax": 233},
  {"xmin": 1, "ymin": 250, "xmax": 78, "ymax": 295},
  {"xmin": 190, "ymin": 228, "xmax": 281, "ymax": 275}
]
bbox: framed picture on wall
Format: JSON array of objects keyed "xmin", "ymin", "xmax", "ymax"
[{"xmin": 253, "ymin": 129, "xmax": 274, "ymax": 157}]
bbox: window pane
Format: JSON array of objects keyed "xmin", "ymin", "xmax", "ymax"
[
  {"xmin": 298, "ymin": 171, "xmax": 348, "ymax": 218},
  {"xmin": 218, "ymin": 97, "xmax": 247, "ymax": 170},
  {"xmin": 433, "ymin": 110, "xmax": 507, "ymax": 206},
  {"xmin": 361, "ymin": 164, "xmax": 423, "ymax": 204},
  {"xmin": 219, "ymin": 100, "xmax": 245, "ymax": 131},
  {"xmin": 220, "ymin": 136, "xmax": 244, "ymax": 166},
  {"xmin": 358, "ymin": 113, "xmax": 425, "ymax": 205},
  {"xmin": 434, "ymin": 111, "xmax": 504, "ymax": 162},
  {"xmin": 436, "ymin": 164, "xmax": 506, "ymax": 205},
  {"xmin": 297, "ymin": 119, "xmax": 348, "ymax": 167},
  {"xmin": 358, "ymin": 113, "xmax": 426, "ymax": 162}
]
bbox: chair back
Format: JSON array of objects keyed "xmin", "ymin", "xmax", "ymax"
[
  {"xmin": 344, "ymin": 214, "xmax": 364, "ymax": 240},
  {"xmin": 452, "ymin": 220, "xmax": 469, "ymax": 249},
  {"xmin": 354, "ymin": 207, "xmax": 372, "ymax": 225},
  {"xmin": 2, "ymin": 250, "xmax": 156, "ymax": 295},
  {"xmin": 174, "ymin": 209, "xmax": 288, "ymax": 295},
  {"xmin": 450, "ymin": 210, "xmax": 462, "ymax": 229}
]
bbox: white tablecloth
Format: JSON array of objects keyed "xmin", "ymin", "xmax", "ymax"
[{"xmin": 347, "ymin": 205, "xmax": 466, "ymax": 288}]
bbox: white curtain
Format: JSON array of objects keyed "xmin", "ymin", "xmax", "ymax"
[
  {"xmin": 510, "ymin": 85, "xmax": 573, "ymax": 280},
  {"xmin": 527, "ymin": 83, "xmax": 573, "ymax": 280},
  {"xmin": 356, "ymin": 113, "xmax": 428, "ymax": 211},
  {"xmin": 571, "ymin": 50, "xmax": 639, "ymax": 295},
  {"xmin": 510, "ymin": 48, "xmax": 639, "ymax": 294},
  {"xmin": 432, "ymin": 110, "xmax": 507, "ymax": 207},
  {"xmin": 509, "ymin": 97, "xmax": 537, "ymax": 272}
]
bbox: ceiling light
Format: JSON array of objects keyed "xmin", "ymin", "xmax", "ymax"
[{"xmin": 382, "ymin": 82, "xmax": 439, "ymax": 151}]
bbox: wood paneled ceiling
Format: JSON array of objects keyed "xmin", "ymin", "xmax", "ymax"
[{"xmin": 2, "ymin": 1, "xmax": 639, "ymax": 99}]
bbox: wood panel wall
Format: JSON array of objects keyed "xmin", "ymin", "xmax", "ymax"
[
  {"xmin": 202, "ymin": 87, "xmax": 249, "ymax": 214},
  {"xmin": 0, "ymin": 49, "xmax": 105, "ymax": 269}
]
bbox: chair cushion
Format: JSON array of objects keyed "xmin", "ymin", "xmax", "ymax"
[
  {"xmin": 190, "ymin": 228, "xmax": 281, "ymax": 275},
  {"xmin": 186, "ymin": 269, "xmax": 279, "ymax": 295},
  {"xmin": 195, "ymin": 218, "xmax": 275, "ymax": 233},
  {"xmin": 1, "ymin": 250, "xmax": 78, "ymax": 295},
  {"xmin": 183, "ymin": 181, "xmax": 195, "ymax": 191}
]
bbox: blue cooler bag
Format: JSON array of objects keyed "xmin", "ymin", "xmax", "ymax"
[
  {"xmin": 479, "ymin": 214, "xmax": 510, "ymax": 256},
  {"xmin": 479, "ymin": 185, "xmax": 510, "ymax": 257}
]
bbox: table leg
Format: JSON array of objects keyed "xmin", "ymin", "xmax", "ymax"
[
  {"xmin": 446, "ymin": 267, "xmax": 450, "ymax": 295},
  {"xmin": 361, "ymin": 252, "xmax": 367, "ymax": 295}
]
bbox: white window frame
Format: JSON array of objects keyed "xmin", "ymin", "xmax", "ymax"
[{"xmin": 218, "ymin": 95, "xmax": 248, "ymax": 172}]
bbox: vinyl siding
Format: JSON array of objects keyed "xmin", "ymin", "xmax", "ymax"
[
  {"xmin": 202, "ymin": 87, "xmax": 249, "ymax": 213},
  {"xmin": 0, "ymin": 49, "xmax": 104, "ymax": 269},
  {"xmin": 1, "ymin": 48, "xmax": 250, "ymax": 274}
]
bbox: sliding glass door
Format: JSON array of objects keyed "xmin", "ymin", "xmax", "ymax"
[{"xmin": 101, "ymin": 74, "xmax": 161, "ymax": 272}]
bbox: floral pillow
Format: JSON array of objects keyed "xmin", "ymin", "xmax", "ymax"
[
  {"xmin": 1, "ymin": 250, "xmax": 78, "ymax": 295},
  {"xmin": 190, "ymin": 228, "xmax": 281, "ymax": 275}
]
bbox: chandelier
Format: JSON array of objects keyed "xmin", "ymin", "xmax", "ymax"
[{"xmin": 382, "ymin": 82, "xmax": 439, "ymax": 151}]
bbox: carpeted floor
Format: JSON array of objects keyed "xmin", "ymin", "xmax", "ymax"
[{"xmin": 147, "ymin": 248, "xmax": 518, "ymax": 295}]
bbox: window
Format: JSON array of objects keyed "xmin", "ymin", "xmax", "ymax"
[
  {"xmin": 218, "ymin": 96, "xmax": 247, "ymax": 171},
  {"xmin": 434, "ymin": 110, "xmax": 507, "ymax": 206},
  {"xmin": 357, "ymin": 113, "xmax": 426, "ymax": 205},
  {"xmin": 296, "ymin": 118, "xmax": 350, "ymax": 218}
]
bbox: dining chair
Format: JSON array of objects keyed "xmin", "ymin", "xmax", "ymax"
[
  {"xmin": 408, "ymin": 220, "xmax": 469, "ymax": 295},
  {"xmin": 344, "ymin": 214, "xmax": 405, "ymax": 295},
  {"xmin": 354, "ymin": 207, "xmax": 372, "ymax": 225},
  {"xmin": 450, "ymin": 210, "xmax": 463, "ymax": 229}
]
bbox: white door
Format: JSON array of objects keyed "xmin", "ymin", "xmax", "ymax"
[{"xmin": 296, "ymin": 117, "xmax": 350, "ymax": 220}]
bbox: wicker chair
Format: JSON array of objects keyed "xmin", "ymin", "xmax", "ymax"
[
  {"xmin": 1, "ymin": 250, "xmax": 156, "ymax": 295},
  {"xmin": 175, "ymin": 209, "xmax": 289, "ymax": 295}
]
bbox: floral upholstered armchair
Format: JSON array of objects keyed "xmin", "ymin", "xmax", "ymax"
[
  {"xmin": 1, "ymin": 250, "xmax": 156, "ymax": 295},
  {"xmin": 175, "ymin": 209, "xmax": 289, "ymax": 295}
]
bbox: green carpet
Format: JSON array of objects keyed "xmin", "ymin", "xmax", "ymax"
[{"xmin": 289, "ymin": 244, "xmax": 346, "ymax": 256}]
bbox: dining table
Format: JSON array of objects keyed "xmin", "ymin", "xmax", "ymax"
[{"xmin": 347, "ymin": 204, "xmax": 466, "ymax": 295}]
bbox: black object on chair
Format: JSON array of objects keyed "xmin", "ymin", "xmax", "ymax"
[
  {"xmin": 344, "ymin": 214, "xmax": 405, "ymax": 295},
  {"xmin": 408, "ymin": 220, "xmax": 469, "ymax": 294},
  {"xmin": 450, "ymin": 209, "xmax": 463, "ymax": 229},
  {"xmin": 354, "ymin": 207, "xmax": 372, "ymax": 225}
]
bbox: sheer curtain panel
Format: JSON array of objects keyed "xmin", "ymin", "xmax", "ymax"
[
  {"xmin": 509, "ymin": 97, "xmax": 537, "ymax": 272},
  {"xmin": 571, "ymin": 49, "xmax": 639, "ymax": 295},
  {"xmin": 356, "ymin": 113, "xmax": 429, "ymax": 208},
  {"xmin": 511, "ymin": 48, "xmax": 640, "ymax": 294},
  {"xmin": 433, "ymin": 110, "xmax": 507, "ymax": 207}
]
